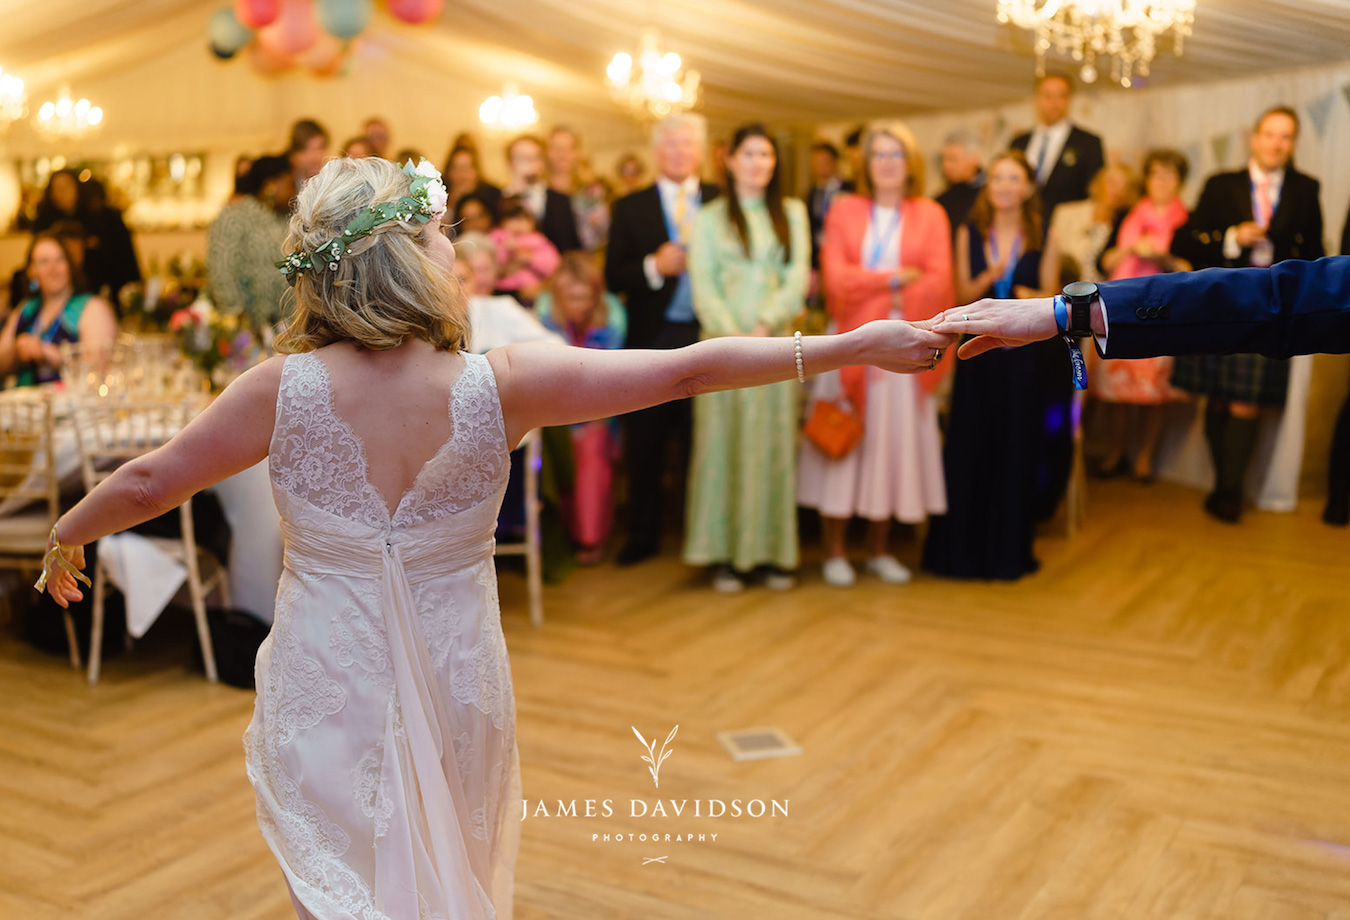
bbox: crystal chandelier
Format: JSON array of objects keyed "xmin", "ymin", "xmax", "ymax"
[
  {"xmin": 34, "ymin": 87, "xmax": 104, "ymax": 141},
  {"xmin": 997, "ymin": 0, "xmax": 1197, "ymax": 87},
  {"xmin": 478, "ymin": 84, "xmax": 538, "ymax": 131},
  {"xmin": 0, "ymin": 65, "xmax": 26, "ymax": 129},
  {"xmin": 606, "ymin": 30, "xmax": 701, "ymax": 122}
]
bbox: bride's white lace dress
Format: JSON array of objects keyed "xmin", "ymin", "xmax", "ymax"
[{"xmin": 243, "ymin": 350, "xmax": 520, "ymax": 919}]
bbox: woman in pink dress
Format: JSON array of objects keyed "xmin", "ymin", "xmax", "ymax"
[
  {"xmin": 489, "ymin": 196, "xmax": 561, "ymax": 305},
  {"xmin": 1094, "ymin": 149, "xmax": 1192, "ymax": 480},
  {"xmin": 797, "ymin": 121, "xmax": 953, "ymax": 587}
]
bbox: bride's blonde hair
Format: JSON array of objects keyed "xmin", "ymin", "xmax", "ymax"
[{"xmin": 275, "ymin": 157, "xmax": 469, "ymax": 353}]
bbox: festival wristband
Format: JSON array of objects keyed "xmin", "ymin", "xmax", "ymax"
[{"xmin": 1053, "ymin": 294, "xmax": 1069, "ymax": 334}]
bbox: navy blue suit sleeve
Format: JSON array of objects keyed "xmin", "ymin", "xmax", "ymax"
[{"xmin": 1098, "ymin": 257, "xmax": 1350, "ymax": 358}]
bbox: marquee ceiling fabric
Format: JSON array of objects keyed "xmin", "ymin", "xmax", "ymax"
[{"xmin": 3, "ymin": 1, "xmax": 1350, "ymax": 127}]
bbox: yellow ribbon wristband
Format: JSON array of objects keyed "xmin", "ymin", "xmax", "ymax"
[{"xmin": 34, "ymin": 525, "xmax": 92, "ymax": 592}]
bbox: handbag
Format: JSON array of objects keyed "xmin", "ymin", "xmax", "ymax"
[{"xmin": 802, "ymin": 398, "xmax": 863, "ymax": 459}]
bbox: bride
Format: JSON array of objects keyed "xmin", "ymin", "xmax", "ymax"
[{"xmin": 37, "ymin": 155, "xmax": 955, "ymax": 919}]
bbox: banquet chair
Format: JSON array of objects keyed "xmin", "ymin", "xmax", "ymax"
[
  {"xmin": 494, "ymin": 428, "xmax": 543, "ymax": 628},
  {"xmin": 0, "ymin": 392, "xmax": 78, "ymax": 667},
  {"xmin": 72, "ymin": 397, "xmax": 227, "ymax": 684}
]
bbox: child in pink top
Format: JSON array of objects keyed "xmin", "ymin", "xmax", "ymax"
[{"xmin": 489, "ymin": 196, "xmax": 561, "ymax": 304}]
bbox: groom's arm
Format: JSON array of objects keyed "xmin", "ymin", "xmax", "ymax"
[{"xmin": 1099, "ymin": 257, "xmax": 1350, "ymax": 359}]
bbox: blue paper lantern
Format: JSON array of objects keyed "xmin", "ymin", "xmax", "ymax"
[
  {"xmin": 208, "ymin": 7, "xmax": 253, "ymax": 56},
  {"xmin": 317, "ymin": 0, "xmax": 372, "ymax": 40}
]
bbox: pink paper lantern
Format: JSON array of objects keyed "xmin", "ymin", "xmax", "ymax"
[
  {"xmin": 387, "ymin": 0, "xmax": 443, "ymax": 25},
  {"xmin": 257, "ymin": 0, "xmax": 320, "ymax": 56},
  {"xmin": 234, "ymin": 0, "xmax": 280, "ymax": 28},
  {"xmin": 301, "ymin": 31, "xmax": 346, "ymax": 76},
  {"xmin": 248, "ymin": 38, "xmax": 293, "ymax": 75}
]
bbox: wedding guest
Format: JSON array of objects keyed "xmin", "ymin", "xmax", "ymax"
[
  {"xmin": 922, "ymin": 150, "xmax": 1052, "ymax": 580},
  {"xmin": 615, "ymin": 153, "xmax": 645, "ymax": 198},
  {"xmin": 489, "ymin": 197, "xmax": 560, "ymax": 305},
  {"xmin": 843, "ymin": 125, "xmax": 865, "ymax": 185},
  {"xmin": 451, "ymin": 232, "xmax": 564, "ymax": 353},
  {"xmin": 799, "ymin": 121, "xmax": 952, "ymax": 587},
  {"xmin": 77, "ymin": 176, "xmax": 141, "ymax": 306},
  {"xmin": 934, "ymin": 128, "xmax": 986, "ymax": 235},
  {"xmin": 443, "ymin": 145, "xmax": 502, "ymax": 220},
  {"xmin": 538, "ymin": 252, "xmax": 626, "ymax": 563},
  {"xmin": 232, "ymin": 155, "xmax": 254, "ymax": 202},
  {"xmin": 1170, "ymin": 105, "xmax": 1324, "ymax": 523},
  {"xmin": 1041, "ymin": 162, "xmax": 1136, "ymax": 288},
  {"xmin": 805, "ymin": 141, "xmax": 853, "ymax": 269},
  {"xmin": 685, "ymin": 123, "xmax": 809, "ymax": 592},
  {"xmin": 363, "ymin": 117, "xmax": 391, "ymax": 158},
  {"xmin": 547, "ymin": 126, "xmax": 610, "ymax": 252},
  {"xmin": 0, "ymin": 232, "xmax": 117, "ymax": 386},
  {"xmin": 503, "ymin": 134, "xmax": 581, "ymax": 253},
  {"xmin": 604, "ymin": 113, "xmax": 719, "ymax": 566},
  {"xmin": 707, "ymin": 137, "xmax": 729, "ymax": 192},
  {"xmin": 341, "ymin": 136, "xmax": 376, "ymax": 159},
  {"xmin": 1010, "ymin": 72, "xmax": 1105, "ymax": 225},
  {"xmin": 208, "ymin": 155, "xmax": 295, "ymax": 330},
  {"xmin": 454, "ymin": 192, "xmax": 496, "ymax": 236},
  {"xmin": 32, "ymin": 169, "xmax": 81, "ymax": 234},
  {"xmin": 1092, "ymin": 149, "xmax": 1191, "ymax": 480},
  {"xmin": 288, "ymin": 118, "xmax": 330, "ymax": 188}
]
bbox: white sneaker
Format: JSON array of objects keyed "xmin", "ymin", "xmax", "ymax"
[
  {"xmin": 712, "ymin": 566, "xmax": 744, "ymax": 593},
  {"xmin": 865, "ymin": 555, "xmax": 912, "ymax": 584},
  {"xmin": 821, "ymin": 557, "xmax": 855, "ymax": 587},
  {"xmin": 762, "ymin": 568, "xmax": 796, "ymax": 590}
]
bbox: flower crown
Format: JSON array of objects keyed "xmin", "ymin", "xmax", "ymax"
[{"xmin": 276, "ymin": 158, "xmax": 449, "ymax": 284}]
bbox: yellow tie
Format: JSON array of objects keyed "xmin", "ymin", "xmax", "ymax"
[{"xmin": 672, "ymin": 188, "xmax": 688, "ymax": 242}]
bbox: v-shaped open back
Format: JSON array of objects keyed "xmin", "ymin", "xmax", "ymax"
[{"xmin": 269, "ymin": 349, "xmax": 510, "ymax": 532}]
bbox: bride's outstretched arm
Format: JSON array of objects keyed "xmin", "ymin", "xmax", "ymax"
[
  {"xmin": 42, "ymin": 358, "xmax": 284, "ymax": 606},
  {"xmin": 488, "ymin": 320, "xmax": 957, "ymax": 450}
]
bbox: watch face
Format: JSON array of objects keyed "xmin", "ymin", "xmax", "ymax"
[{"xmin": 1063, "ymin": 280, "xmax": 1098, "ymax": 299}]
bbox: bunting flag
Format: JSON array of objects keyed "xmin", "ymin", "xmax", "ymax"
[
  {"xmin": 1306, "ymin": 92, "xmax": 1334, "ymax": 140},
  {"xmin": 1211, "ymin": 133, "xmax": 1230, "ymax": 169}
]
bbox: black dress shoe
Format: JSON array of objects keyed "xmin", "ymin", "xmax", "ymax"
[
  {"xmin": 1203, "ymin": 491, "xmax": 1242, "ymax": 524},
  {"xmin": 615, "ymin": 541, "xmax": 658, "ymax": 566},
  {"xmin": 1323, "ymin": 501, "xmax": 1350, "ymax": 527}
]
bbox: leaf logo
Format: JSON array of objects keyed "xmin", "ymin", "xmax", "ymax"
[{"xmin": 633, "ymin": 724, "xmax": 678, "ymax": 788}]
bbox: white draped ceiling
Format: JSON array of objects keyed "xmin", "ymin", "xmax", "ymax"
[{"xmin": 3, "ymin": 0, "xmax": 1350, "ymax": 147}]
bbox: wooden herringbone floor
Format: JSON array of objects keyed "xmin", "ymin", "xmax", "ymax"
[{"xmin": 2, "ymin": 479, "xmax": 1349, "ymax": 919}]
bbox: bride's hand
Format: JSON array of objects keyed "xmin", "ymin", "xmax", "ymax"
[
  {"xmin": 852, "ymin": 320, "xmax": 960, "ymax": 374},
  {"xmin": 929, "ymin": 297, "xmax": 1058, "ymax": 359}
]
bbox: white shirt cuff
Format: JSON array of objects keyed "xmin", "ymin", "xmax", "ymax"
[
  {"xmin": 643, "ymin": 254, "xmax": 664, "ymax": 291},
  {"xmin": 1094, "ymin": 291, "xmax": 1109, "ymax": 355},
  {"xmin": 1222, "ymin": 226, "xmax": 1241, "ymax": 261}
]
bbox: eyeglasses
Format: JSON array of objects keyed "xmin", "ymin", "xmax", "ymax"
[{"xmin": 869, "ymin": 150, "xmax": 907, "ymax": 162}]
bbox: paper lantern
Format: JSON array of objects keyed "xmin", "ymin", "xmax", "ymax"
[
  {"xmin": 209, "ymin": 7, "xmax": 254, "ymax": 55},
  {"xmin": 257, "ymin": 0, "xmax": 320, "ymax": 56},
  {"xmin": 234, "ymin": 0, "xmax": 280, "ymax": 28},
  {"xmin": 387, "ymin": 0, "xmax": 443, "ymax": 25},
  {"xmin": 210, "ymin": 41, "xmax": 239, "ymax": 61},
  {"xmin": 248, "ymin": 37, "xmax": 293, "ymax": 74},
  {"xmin": 300, "ymin": 31, "xmax": 347, "ymax": 76},
  {"xmin": 316, "ymin": 0, "xmax": 371, "ymax": 40}
]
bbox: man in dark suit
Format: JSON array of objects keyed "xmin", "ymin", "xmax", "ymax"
[
  {"xmin": 805, "ymin": 141, "xmax": 853, "ymax": 269},
  {"xmin": 1169, "ymin": 105, "xmax": 1324, "ymax": 522},
  {"xmin": 1010, "ymin": 73, "xmax": 1105, "ymax": 226},
  {"xmin": 503, "ymin": 134, "xmax": 582, "ymax": 254},
  {"xmin": 605, "ymin": 114, "xmax": 719, "ymax": 565},
  {"xmin": 934, "ymin": 127, "xmax": 986, "ymax": 238}
]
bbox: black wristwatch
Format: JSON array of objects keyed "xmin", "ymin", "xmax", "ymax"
[{"xmin": 1061, "ymin": 281, "xmax": 1098, "ymax": 338}]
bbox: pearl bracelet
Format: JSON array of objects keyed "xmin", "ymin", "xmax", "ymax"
[{"xmin": 793, "ymin": 331, "xmax": 805, "ymax": 383}]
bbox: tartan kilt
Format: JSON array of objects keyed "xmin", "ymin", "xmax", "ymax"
[{"xmin": 1170, "ymin": 353, "xmax": 1290, "ymax": 406}]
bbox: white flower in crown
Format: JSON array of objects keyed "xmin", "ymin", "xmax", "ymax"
[
  {"xmin": 413, "ymin": 159, "xmax": 440, "ymax": 179},
  {"xmin": 424, "ymin": 177, "xmax": 448, "ymax": 219}
]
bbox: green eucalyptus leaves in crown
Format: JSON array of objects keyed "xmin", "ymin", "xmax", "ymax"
[{"xmin": 276, "ymin": 158, "xmax": 450, "ymax": 285}]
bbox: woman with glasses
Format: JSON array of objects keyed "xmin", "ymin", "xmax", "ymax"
[{"xmin": 798, "ymin": 121, "xmax": 954, "ymax": 587}]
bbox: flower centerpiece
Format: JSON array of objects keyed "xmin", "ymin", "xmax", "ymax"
[{"xmin": 169, "ymin": 297, "xmax": 265, "ymax": 388}]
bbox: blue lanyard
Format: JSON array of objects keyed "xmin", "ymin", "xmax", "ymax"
[
  {"xmin": 987, "ymin": 229, "xmax": 1022, "ymax": 299},
  {"xmin": 865, "ymin": 204, "xmax": 903, "ymax": 270}
]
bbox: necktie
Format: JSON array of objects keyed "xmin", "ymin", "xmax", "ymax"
[
  {"xmin": 1034, "ymin": 134, "xmax": 1049, "ymax": 186},
  {"xmin": 1254, "ymin": 173, "xmax": 1272, "ymax": 227},
  {"xmin": 672, "ymin": 187, "xmax": 690, "ymax": 242}
]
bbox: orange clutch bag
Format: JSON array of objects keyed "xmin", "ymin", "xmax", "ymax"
[{"xmin": 802, "ymin": 399, "xmax": 863, "ymax": 459}]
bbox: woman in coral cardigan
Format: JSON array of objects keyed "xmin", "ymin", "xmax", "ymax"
[{"xmin": 798, "ymin": 122, "xmax": 953, "ymax": 587}]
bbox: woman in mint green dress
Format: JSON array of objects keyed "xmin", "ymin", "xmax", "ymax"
[{"xmin": 685, "ymin": 124, "xmax": 810, "ymax": 591}]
